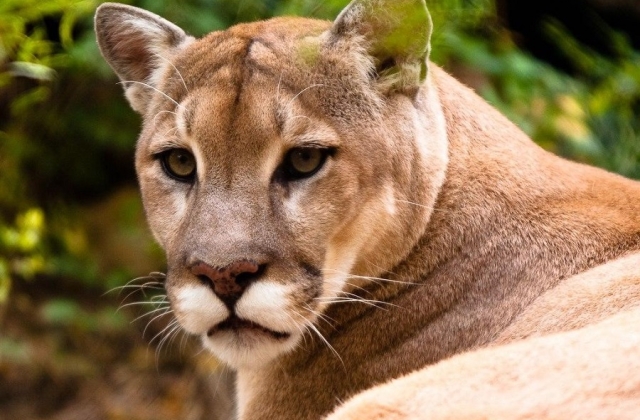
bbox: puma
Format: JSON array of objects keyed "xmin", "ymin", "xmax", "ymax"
[{"xmin": 95, "ymin": 0, "xmax": 640, "ymax": 418}]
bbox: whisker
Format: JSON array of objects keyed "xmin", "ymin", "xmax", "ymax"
[
  {"xmin": 103, "ymin": 273, "xmax": 165, "ymax": 297},
  {"xmin": 363, "ymin": 258, "xmax": 398, "ymax": 277},
  {"xmin": 143, "ymin": 308, "xmax": 173, "ymax": 338},
  {"xmin": 341, "ymin": 280, "xmax": 373, "ymax": 295},
  {"xmin": 117, "ymin": 299, "xmax": 165, "ymax": 310},
  {"xmin": 131, "ymin": 306, "xmax": 172, "ymax": 323},
  {"xmin": 396, "ymin": 199, "xmax": 430, "ymax": 209},
  {"xmin": 150, "ymin": 294, "xmax": 169, "ymax": 303},
  {"xmin": 322, "ymin": 268, "xmax": 417, "ymax": 286},
  {"xmin": 109, "ymin": 283, "xmax": 164, "ymax": 292},
  {"xmin": 120, "ymin": 288, "xmax": 150, "ymax": 305},
  {"xmin": 179, "ymin": 329, "xmax": 191, "ymax": 353},
  {"xmin": 193, "ymin": 345, "xmax": 208, "ymax": 358},
  {"xmin": 396, "ymin": 199, "xmax": 449, "ymax": 214},
  {"xmin": 153, "ymin": 109, "xmax": 178, "ymax": 126},
  {"xmin": 150, "ymin": 318, "xmax": 180, "ymax": 346},
  {"xmin": 338, "ymin": 291, "xmax": 394, "ymax": 305},
  {"xmin": 306, "ymin": 322, "xmax": 344, "ymax": 368},
  {"xmin": 107, "ymin": 285, "xmax": 164, "ymax": 304},
  {"xmin": 286, "ymin": 83, "xmax": 324, "ymax": 110},
  {"xmin": 153, "ymin": 53, "xmax": 189, "ymax": 93},
  {"xmin": 276, "ymin": 72, "xmax": 283, "ymax": 103},
  {"xmin": 315, "ymin": 296, "xmax": 396, "ymax": 310},
  {"xmin": 155, "ymin": 321, "xmax": 182, "ymax": 363},
  {"xmin": 284, "ymin": 309, "xmax": 309, "ymax": 346},
  {"xmin": 302, "ymin": 303, "xmax": 336, "ymax": 330},
  {"xmin": 118, "ymin": 80, "xmax": 183, "ymax": 109},
  {"xmin": 163, "ymin": 126, "xmax": 180, "ymax": 137},
  {"xmin": 288, "ymin": 115, "xmax": 312, "ymax": 123},
  {"xmin": 165, "ymin": 323, "xmax": 183, "ymax": 351}
]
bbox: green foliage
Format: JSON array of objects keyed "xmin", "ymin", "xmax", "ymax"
[
  {"xmin": 0, "ymin": 0, "xmax": 96, "ymax": 109},
  {"xmin": 0, "ymin": 336, "xmax": 31, "ymax": 364},
  {"xmin": 40, "ymin": 298, "xmax": 128, "ymax": 331},
  {"xmin": 440, "ymin": 17, "xmax": 640, "ymax": 177},
  {"xmin": 544, "ymin": 20, "xmax": 640, "ymax": 177},
  {"xmin": 0, "ymin": 209, "xmax": 46, "ymax": 303},
  {"xmin": 0, "ymin": 1, "xmax": 638, "ymax": 416},
  {"xmin": 446, "ymin": 31, "xmax": 596, "ymax": 151},
  {"xmin": 0, "ymin": 0, "xmax": 98, "ymax": 305}
]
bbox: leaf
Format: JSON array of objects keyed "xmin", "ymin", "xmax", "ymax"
[
  {"xmin": 40, "ymin": 299, "xmax": 83, "ymax": 326},
  {"xmin": 8, "ymin": 61, "xmax": 55, "ymax": 80}
]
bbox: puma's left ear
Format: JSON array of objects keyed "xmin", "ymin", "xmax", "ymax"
[{"xmin": 331, "ymin": 0, "xmax": 432, "ymax": 94}]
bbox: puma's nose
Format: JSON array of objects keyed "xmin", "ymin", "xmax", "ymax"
[{"xmin": 191, "ymin": 259, "xmax": 263, "ymax": 308}]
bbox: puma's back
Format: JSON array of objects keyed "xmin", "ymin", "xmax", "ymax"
[{"xmin": 95, "ymin": 1, "xmax": 640, "ymax": 418}]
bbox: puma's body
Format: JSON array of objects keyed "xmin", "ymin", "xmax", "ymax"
[
  {"xmin": 327, "ymin": 305, "xmax": 640, "ymax": 420},
  {"xmin": 238, "ymin": 66, "xmax": 640, "ymax": 420},
  {"xmin": 95, "ymin": 1, "xmax": 640, "ymax": 419}
]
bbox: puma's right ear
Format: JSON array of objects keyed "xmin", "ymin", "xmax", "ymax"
[{"xmin": 94, "ymin": 3, "xmax": 192, "ymax": 113}]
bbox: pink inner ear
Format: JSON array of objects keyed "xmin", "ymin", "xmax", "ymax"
[{"xmin": 111, "ymin": 34, "xmax": 155, "ymax": 82}]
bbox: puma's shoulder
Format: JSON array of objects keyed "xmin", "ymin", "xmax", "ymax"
[{"xmin": 327, "ymin": 303, "xmax": 640, "ymax": 420}]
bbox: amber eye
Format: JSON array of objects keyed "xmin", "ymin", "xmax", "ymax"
[
  {"xmin": 159, "ymin": 148, "xmax": 196, "ymax": 182},
  {"xmin": 284, "ymin": 147, "xmax": 331, "ymax": 180}
]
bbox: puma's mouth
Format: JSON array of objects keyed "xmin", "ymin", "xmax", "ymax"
[{"xmin": 208, "ymin": 316, "xmax": 291, "ymax": 340}]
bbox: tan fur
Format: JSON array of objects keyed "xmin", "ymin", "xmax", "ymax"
[
  {"xmin": 327, "ymin": 305, "xmax": 640, "ymax": 420},
  {"xmin": 95, "ymin": 1, "xmax": 640, "ymax": 419}
]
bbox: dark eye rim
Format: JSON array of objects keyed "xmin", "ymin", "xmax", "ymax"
[
  {"xmin": 155, "ymin": 148, "xmax": 197, "ymax": 183},
  {"xmin": 282, "ymin": 146, "xmax": 336, "ymax": 181}
]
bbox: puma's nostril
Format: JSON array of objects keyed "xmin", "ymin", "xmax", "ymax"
[
  {"xmin": 196, "ymin": 274, "xmax": 210, "ymax": 286},
  {"xmin": 236, "ymin": 264, "xmax": 266, "ymax": 288}
]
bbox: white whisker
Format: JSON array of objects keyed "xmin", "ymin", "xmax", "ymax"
[
  {"xmin": 397, "ymin": 199, "xmax": 449, "ymax": 214},
  {"xmin": 276, "ymin": 72, "xmax": 283, "ymax": 103},
  {"xmin": 103, "ymin": 273, "xmax": 165, "ymax": 297},
  {"xmin": 143, "ymin": 307, "xmax": 173, "ymax": 338},
  {"xmin": 285, "ymin": 309, "xmax": 310, "ymax": 346},
  {"xmin": 306, "ymin": 322, "xmax": 344, "ymax": 368},
  {"xmin": 341, "ymin": 280, "xmax": 373, "ymax": 295},
  {"xmin": 289, "ymin": 115, "xmax": 312, "ymax": 123},
  {"xmin": 154, "ymin": 53, "xmax": 189, "ymax": 93},
  {"xmin": 286, "ymin": 83, "xmax": 324, "ymax": 110},
  {"xmin": 322, "ymin": 268, "xmax": 417, "ymax": 286},
  {"xmin": 131, "ymin": 306, "xmax": 172, "ymax": 323},
  {"xmin": 315, "ymin": 295, "xmax": 396, "ymax": 310},
  {"xmin": 179, "ymin": 329, "xmax": 191, "ymax": 352},
  {"xmin": 153, "ymin": 109, "xmax": 178, "ymax": 126},
  {"xmin": 117, "ymin": 298, "xmax": 167, "ymax": 311},
  {"xmin": 302, "ymin": 303, "xmax": 336, "ymax": 330},
  {"xmin": 162, "ymin": 126, "xmax": 180, "ymax": 138},
  {"xmin": 150, "ymin": 318, "xmax": 180, "ymax": 346},
  {"xmin": 155, "ymin": 321, "xmax": 182, "ymax": 363},
  {"xmin": 118, "ymin": 80, "xmax": 184, "ymax": 109}
]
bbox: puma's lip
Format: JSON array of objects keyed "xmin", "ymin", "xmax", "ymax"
[{"xmin": 207, "ymin": 315, "xmax": 291, "ymax": 340}]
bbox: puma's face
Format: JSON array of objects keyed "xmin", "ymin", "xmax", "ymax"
[{"xmin": 96, "ymin": 1, "xmax": 447, "ymax": 368}]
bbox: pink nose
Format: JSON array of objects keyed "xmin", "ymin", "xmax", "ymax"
[{"xmin": 191, "ymin": 259, "xmax": 262, "ymax": 306}]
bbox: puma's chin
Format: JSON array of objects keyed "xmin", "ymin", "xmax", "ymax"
[{"xmin": 202, "ymin": 323, "xmax": 301, "ymax": 369}]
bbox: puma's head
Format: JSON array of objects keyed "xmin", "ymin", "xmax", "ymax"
[{"xmin": 95, "ymin": 0, "xmax": 447, "ymax": 369}]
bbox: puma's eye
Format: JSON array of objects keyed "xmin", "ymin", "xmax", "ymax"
[
  {"xmin": 283, "ymin": 147, "xmax": 331, "ymax": 180},
  {"xmin": 160, "ymin": 148, "xmax": 196, "ymax": 182}
]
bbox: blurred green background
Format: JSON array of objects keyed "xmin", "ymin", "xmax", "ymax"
[{"xmin": 1, "ymin": 0, "xmax": 639, "ymax": 418}]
